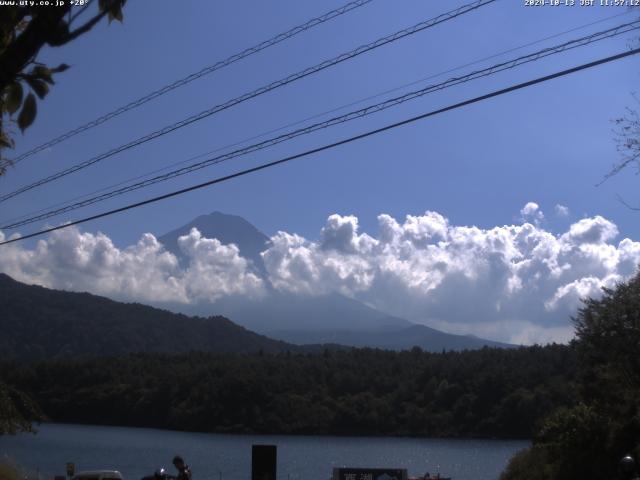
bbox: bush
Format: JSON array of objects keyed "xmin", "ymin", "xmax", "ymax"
[{"xmin": 0, "ymin": 461, "xmax": 23, "ymax": 480}]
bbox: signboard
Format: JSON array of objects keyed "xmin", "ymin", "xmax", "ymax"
[
  {"xmin": 332, "ymin": 468, "xmax": 407, "ymax": 480},
  {"xmin": 251, "ymin": 444, "xmax": 277, "ymax": 480}
]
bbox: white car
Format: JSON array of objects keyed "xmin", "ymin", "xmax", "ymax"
[{"xmin": 72, "ymin": 471, "xmax": 124, "ymax": 480}]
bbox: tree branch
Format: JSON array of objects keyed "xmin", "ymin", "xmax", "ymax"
[
  {"xmin": 49, "ymin": 9, "xmax": 108, "ymax": 46},
  {"xmin": 596, "ymin": 152, "xmax": 640, "ymax": 187},
  {"xmin": 0, "ymin": 7, "xmax": 70, "ymax": 91}
]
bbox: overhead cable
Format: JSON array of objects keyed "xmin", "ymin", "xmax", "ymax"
[
  {"xmin": 2, "ymin": 0, "xmax": 375, "ymax": 167},
  {"xmin": 0, "ymin": 0, "xmax": 497, "ymax": 203},
  {"xmin": 2, "ymin": 20, "xmax": 638, "ymax": 230},
  {"xmin": 2, "ymin": 46, "xmax": 638, "ymax": 246}
]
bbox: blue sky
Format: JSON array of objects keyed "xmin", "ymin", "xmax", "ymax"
[
  {"xmin": 1, "ymin": 0, "xmax": 638, "ymax": 243},
  {"xmin": 1, "ymin": 0, "xmax": 639, "ymax": 343}
]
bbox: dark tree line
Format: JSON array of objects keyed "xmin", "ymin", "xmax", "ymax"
[{"xmin": 0, "ymin": 344, "xmax": 576, "ymax": 439}]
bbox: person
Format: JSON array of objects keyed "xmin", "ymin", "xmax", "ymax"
[
  {"xmin": 140, "ymin": 468, "xmax": 167, "ymax": 480},
  {"xmin": 172, "ymin": 456, "xmax": 192, "ymax": 480}
]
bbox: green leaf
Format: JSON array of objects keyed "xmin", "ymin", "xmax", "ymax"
[
  {"xmin": 100, "ymin": 0, "xmax": 124, "ymax": 23},
  {"xmin": 99, "ymin": 0, "xmax": 114, "ymax": 14},
  {"xmin": 111, "ymin": 5, "xmax": 123, "ymax": 22},
  {"xmin": 0, "ymin": 131, "xmax": 15, "ymax": 149},
  {"xmin": 31, "ymin": 66, "xmax": 54, "ymax": 84},
  {"xmin": 26, "ymin": 78, "xmax": 49, "ymax": 99},
  {"xmin": 51, "ymin": 63, "xmax": 71, "ymax": 73},
  {"xmin": 18, "ymin": 93, "xmax": 37, "ymax": 133},
  {"xmin": 5, "ymin": 82, "xmax": 23, "ymax": 115}
]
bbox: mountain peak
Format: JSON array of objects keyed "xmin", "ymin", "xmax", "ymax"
[
  {"xmin": 153, "ymin": 213, "xmax": 514, "ymax": 352},
  {"xmin": 193, "ymin": 211, "xmax": 258, "ymax": 226},
  {"xmin": 158, "ymin": 212, "xmax": 269, "ymax": 274}
]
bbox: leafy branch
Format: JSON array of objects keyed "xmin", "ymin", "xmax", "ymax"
[{"xmin": 0, "ymin": 0, "xmax": 126, "ymax": 174}]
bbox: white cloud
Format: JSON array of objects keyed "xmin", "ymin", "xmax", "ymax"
[
  {"xmin": 261, "ymin": 211, "xmax": 640, "ymax": 344},
  {"xmin": 176, "ymin": 228, "xmax": 265, "ymax": 301},
  {"xmin": 1, "ymin": 208, "xmax": 639, "ymax": 345},
  {"xmin": 555, "ymin": 204, "xmax": 570, "ymax": 217},
  {"xmin": 520, "ymin": 202, "xmax": 544, "ymax": 225},
  {"xmin": 560, "ymin": 215, "xmax": 618, "ymax": 245},
  {"xmin": 0, "ymin": 227, "xmax": 265, "ymax": 305}
]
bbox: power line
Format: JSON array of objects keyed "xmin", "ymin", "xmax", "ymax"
[
  {"xmin": 1, "ymin": 0, "xmax": 375, "ymax": 168},
  {"xmin": 0, "ymin": 0, "xmax": 497, "ymax": 204},
  {"xmin": 328, "ymin": 9, "xmax": 637, "ymax": 118},
  {"xmin": 2, "ymin": 20, "xmax": 638, "ymax": 231},
  {"xmin": 2, "ymin": 46, "xmax": 638, "ymax": 247},
  {"xmin": 4, "ymin": 8, "xmax": 630, "ymax": 229}
]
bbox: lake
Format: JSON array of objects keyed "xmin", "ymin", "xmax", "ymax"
[{"xmin": 0, "ymin": 424, "xmax": 528, "ymax": 480}]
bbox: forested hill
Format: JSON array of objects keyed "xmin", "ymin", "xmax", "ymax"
[
  {"xmin": 0, "ymin": 345, "xmax": 577, "ymax": 438},
  {"xmin": 0, "ymin": 273, "xmax": 301, "ymax": 359}
]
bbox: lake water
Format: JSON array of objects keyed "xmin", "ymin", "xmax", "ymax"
[{"xmin": 0, "ymin": 424, "xmax": 528, "ymax": 480}]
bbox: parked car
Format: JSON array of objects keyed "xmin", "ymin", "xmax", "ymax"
[{"xmin": 72, "ymin": 471, "xmax": 124, "ymax": 480}]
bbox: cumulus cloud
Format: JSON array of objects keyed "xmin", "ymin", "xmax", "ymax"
[
  {"xmin": 561, "ymin": 215, "xmax": 618, "ymax": 245},
  {"xmin": 261, "ymin": 211, "xmax": 640, "ymax": 344},
  {"xmin": 520, "ymin": 202, "xmax": 544, "ymax": 225},
  {"xmin": 2, "ymin": 208, "xmax": 639, "ymax": 345},
  {"xmin": 0, "ymin": 227, "xmax": 264, "ymax": 305},
  {"xmin": 555, "ymin": 204, "xmax": 570, "ymax": 217}
]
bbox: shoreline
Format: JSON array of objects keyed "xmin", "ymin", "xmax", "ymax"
[{"xmin": 21, "ymin": 421, "xmax": 534, "ymax": 442}]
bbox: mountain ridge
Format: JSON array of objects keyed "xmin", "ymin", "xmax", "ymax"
[
  {"xmin": 156, "ymin": 212, "xmax": 516, "ymax": 351},
  {"xmin": 0, "ymin": 273, "xmax": 308, "ymax": 360},
  {"xmin": 271, "ymin": 323, "xmax": 514, "ymax": 350}
]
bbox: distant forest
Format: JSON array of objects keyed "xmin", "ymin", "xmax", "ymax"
[{"xmin": 0, "ymin": 345, "xmax": 576, "ymax": 438}]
